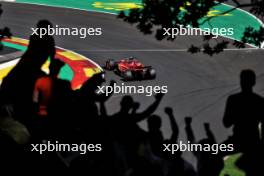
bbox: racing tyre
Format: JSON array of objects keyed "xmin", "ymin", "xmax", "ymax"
[
  {"xmin": 148, "ymin": 68, "xmax": 156, "ymax": 79},
  {"xmin": 141, "ymin": 69, "xmax": 148, "ymax": 79},
  {"xmin": 105, "ymin": 59, "xmax": 116, "ymax": 70},
  {"xmin": 123, "ymin": 70, "xmax": 133, "ymax": 81}
]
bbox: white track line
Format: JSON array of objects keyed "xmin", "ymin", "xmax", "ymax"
[
  {"xmin": 222, "ymin": 2, "xmax": 264, "ymax": 48},
  {"xmin": 5, "ymin": 1, "xmax": 117, "ymax": 15},
  {"xmin": 65, "ymin": 47, "xmax": 264, "ymax": 52},
  {"xmin": 56, "ymin": 46, "xmax": 103, "ymax": 70},
  {"xmin": 0, "ymin": 58, "xmax": 19, "ymax": 69},
  {"xmin": 0, "ymin": 42, "xmax": 103, "ymax": 78},
  {"xmin": 8, "ymin": 1, "xmax": 264, "ymax": 48},
  {"xmin": 1, "ymin": 1, "xmax": 262, "ymax": 64}
]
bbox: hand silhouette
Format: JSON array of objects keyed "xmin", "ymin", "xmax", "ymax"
[
  {"xmin": 204, "ymin": 122, "xmax": 210, "ymax": 131},
  {"xmin": 155, "ymin": 93, "xmax": 164, "ymax": 100},
  {"xmin": 133, "ymin": 102, "xmax": 140, "ymax": 110},
  {"xmin": 185, "ymin": 117, "xmax": 192, "ymax": 125},
  {"xmin": 165, "ymin": 107, "xmax": 173, "ymax": 115}
]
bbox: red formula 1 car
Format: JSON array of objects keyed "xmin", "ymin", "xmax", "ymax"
[{"xmin": 104, "ymin": 57, "xmax": 156, "ymax": 81}]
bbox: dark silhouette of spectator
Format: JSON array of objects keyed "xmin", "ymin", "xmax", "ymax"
[
  {"xmin": 110, "ymin": 93, "xmax": 164, "ymax": 143},
  {"xmin": 223, "ymin": 69, "xmax": 263, "ymax": 152},
  {"xmin": 222, "ymin": 69, "xmax": 264, "ymax": 176},
  {"xmin": 0, "ymin": 20, "xmax": 55, "ymax": 128},
  {"xmin": 74, "ymin": 72, "xmax": 108, "ymax": 116},
  {"xmin": 48, "ymin": 62, "xmax": 73, "ymax": 141},
  {"xmin": 102, "ymin": 94, "xmax": 164, "ymax": 175},
  {"xmin": 147, "ymin": 107, "xmax": 179, "ymax": 158},
  {"xmin": 161, "ymin": 110, "xmax": 196, "ymax": 176},
  {"xmin": 0, "ymin": 19, "xmax": 71, "ymax": 174},
  {"xmin": 73, "ymin": 73, "xmax": 114, "ymax": 139},
  {"xmin": 185, "ymin": 118, "xmax": 224, "ymax": 176},
  {"xmin": 33, "ymin": 59, "xmax": 65, "ymax": 117},
  {"xmin": 163, "ymin": 107, "xmax": 179, "ymax": 143},
  {"xmin": 130, "ymin": 112, "xmax": 168, "ymax": 176},
  {"xmin": 147, "ymin": 114, "xmax": 163, "ymax": 157},
  {"xmin": 32, "ymin": 58, "xmax": 72, "ymax": 140},
  {"xmin": 69, "ymin": 76, "xmax": 116, "ymax": 175}
]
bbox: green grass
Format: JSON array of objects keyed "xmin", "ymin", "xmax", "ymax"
[
  {"xmin": 220, "ymin": 153, "xmax": 246, "ymax": 176},
  {"xmin": 16, "ymin": 0, "xmax": 263, "ymax": 45}
]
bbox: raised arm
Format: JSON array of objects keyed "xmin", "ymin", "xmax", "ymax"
[
  {"xmin": 204, "ymin": 123, "xmax": 216, "ymax": 143},
  {"xmin": 134, "ymin": 93, "xmax": 164, "ymax": 122},
  {"xmin": 99, "ymin": 101, "xmax": 107, "ymax": 117},
  {"xmin": 185, "ymin": 117, "xmax": 195, "ymax": 143},
  {"xmin": 131, "ymin": 102, "xmax": 140, "ymax": 115},
  {"xmin": 165, "ymin": 107, "xmax": 179, "ymax": 143}
]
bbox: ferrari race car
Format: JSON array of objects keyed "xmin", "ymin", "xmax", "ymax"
[{"xmin": 104, "ymin": 57, "xmax": 156, "ymax": 81}]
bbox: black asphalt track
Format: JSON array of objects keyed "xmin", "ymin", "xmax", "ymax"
[
  {"xmin": 0, "ymin": 45, "xmax": 18, "ymax": 57},
  {"xmin": 1, "ymin": 2, "xmax": 264, "ymax": 164}
]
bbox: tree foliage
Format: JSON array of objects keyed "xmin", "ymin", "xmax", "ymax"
[{"xmin": 118, "ymin": 0, "xmax": 264, "ymax": 55}]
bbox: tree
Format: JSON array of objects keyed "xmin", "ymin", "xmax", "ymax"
[
  {"xmin": 0, "ymin": 4, "xmax": 12, "ymax": 51},
  {"xmin": 118, "ymin": 0, "xmax": 264, "ymax": 55}
]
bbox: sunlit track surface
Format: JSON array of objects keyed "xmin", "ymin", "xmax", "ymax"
[{"xmin": 1, "ymin": 2, "xmax": 264, "ymax": 165}]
